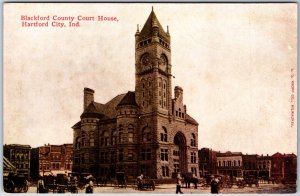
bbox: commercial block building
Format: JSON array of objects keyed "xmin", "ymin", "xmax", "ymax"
[
  {"xmin": 198, "ymin": 148, "xmax": 217, "ymax": 177},
  {"xmin": 216, "ymin": 151, "xmax": 243, "ymax": 177},
  {"xmin": 4, "ymin": 144, "xmax": 31, "ymax": 178},
  {"xmin": 30, "ymin": 144, "xmax": 73, "ymax": 180}
]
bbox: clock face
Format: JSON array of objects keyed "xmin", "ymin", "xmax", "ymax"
[{"xmin": 142, "ymin": 55, "xmax": 151, "ymax": 66}]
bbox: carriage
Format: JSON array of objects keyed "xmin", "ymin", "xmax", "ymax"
[
  {"xmin": 41, "ymin": 173, "xmax": 91, "ymax": 193},
  {"xmin": 115, "ymin": 172, "xmax": 127, "ymax": 188},
  {"xmin": 181, "ymin": 172, "xmax": 199, "ymax": 188},
  {"xmin": 4, "ymin": 173, "xmax": 29, "ymax": 193},
  {"xmin": 136, "ymin": 176, "xmax": 155, "ymax": 190},
  {"xmin": 237, "ymin": 176, "xmax": 259, "ymax": 188},
  {"xmin": 201, "ymin": 174, "xmax": 233, "ymax": 189}
]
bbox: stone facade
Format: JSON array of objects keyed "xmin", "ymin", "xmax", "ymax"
[
  {"xmin": 72, "ymin": 9, "xmax": 199, "ymax": 180},
  {"xmin": 4, "ymin": 144, "xmax": 31, "ymax": 178}
]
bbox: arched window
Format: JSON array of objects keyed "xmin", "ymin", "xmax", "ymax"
[
  {"xmin": 128, "ymin": 124, "xmax": 134, "ymax": 143},
  {"xmin": 191, "ymin": 133, "xmax": 196, "ymax": 147},
  {"xmin": 82, "ymin": 132, "xmax": 86, "ymax": 147},
  {"xmin": 111, "ymin": 129, "xmax": 117, "ymax": 146},
  {"xmin": 163, "ymin": 80, "xmax": 167, "ymax": 108},
  {"xmin": 141, "ymin": 78, "xmax": 147, "ymax": 107},
  {"xmin": 89, "ymin": 132, "xmax": 94, "ymax": 147},
  {"xmin": 100, "ymin": 131, "xmax": 109, "ymax": 146},
  {"xmin": 103, "ymin": 131, "xmax": 109, "ymax": 146},
  {"xmin": 119, "ymin": 125, "xmax": 124, "ymax": 143},
  {"xmin": 142, "ymin": 126, "xmax": 151, "ymax": 142},
  {"xmin": 147, "ymin": 78, "xmax": 152, "ymax": 105},
  {"xmin": 75, "ymin": 137, "xmax": 81, "ymax": 149},
  {"xmin": 158, "ymin": 78, "xmax": 163, "ymax": 107},
  {"xmin": 160, "ymin": 127, "xmax": 167, "ymax": 142}
]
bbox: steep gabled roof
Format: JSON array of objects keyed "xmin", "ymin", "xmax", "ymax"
[
  {"xmin": 185, "ymin": 113, "xmax": 199, "ymax": 125},
  {"xmin": 117, "ymin": 91, "xmax": 138, "ymax": 107},
  {"xmin": 80, "ymin": 93, "xmax": 133, "ymax": 120},
  {"xmin": 138, "ymin": 10, "xmax": 169, "ymax": 42},
  {"xmin": 101, "ymin": 94, "xmax": 127, "ymax": 118}
]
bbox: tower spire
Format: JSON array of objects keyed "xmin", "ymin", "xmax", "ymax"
[{"xmin": 137, "ymin": 8, "xmax": 170, "ymax": 43}]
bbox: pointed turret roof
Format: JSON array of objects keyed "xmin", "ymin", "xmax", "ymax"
[{"xmin": 138, "ymin": 9, "xmax": 170, "ymax": 42}]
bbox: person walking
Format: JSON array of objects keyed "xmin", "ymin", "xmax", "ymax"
[
  {"xmin": 211, "ymin": 176, "xmax": 219, "ymax": 194},
  {"xmin": 137, "ymin": 174, "xmax": 144, "ymax": 190},
  {"xmin": 176, "ymin": 174, "xmax": 184, "ymax": 194},
  {"xmin": 37, "ymin": 176, "xmax": 47, "ymax": 193},
  {"xmin": 85, "ymin": 176, "xmax": 94, "ymax": 193}
]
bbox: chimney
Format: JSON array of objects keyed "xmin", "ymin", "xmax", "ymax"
[
  {"xmin": 174, "ymin": 86, "xmax": 183, "ymax": 101},
  {"xmin": 84, "ymin": 88, "xmax": 95, "ymax": 111}
]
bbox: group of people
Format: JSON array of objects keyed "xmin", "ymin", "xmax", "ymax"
[
  {"xmin": 210, "ymin": 175, "xmax": 220, "ymax": 194},
  {"xmin": 36, "ymin": 174, "xmax": 94, "ymax": 194},
  {"xmin": 175, "ymin": 174, "xmax": 220, "ymax": 194}
]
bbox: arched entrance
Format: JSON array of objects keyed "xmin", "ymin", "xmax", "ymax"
[{"xmin": 174, "ymin": 132, "xmax": 187, "ymax": 174}]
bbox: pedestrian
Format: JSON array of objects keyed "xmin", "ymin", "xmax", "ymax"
[
  {"xmin": 85, "ymin": 176, "xmax": 94, "ymax": 193},
  {"xmin": 211, "ymin": 176, "xmax": 219, "ymax": 194},
  {"xmin": 176, "ymin": 174, "xmax": 183, "ymax": 194},
  {"xmin": 37, "ymin": 176, "xmax": 47, "ymax": 193},
  {"xmin": 137, "ymin": 174, "xmax": 144, "ymax": 190}
]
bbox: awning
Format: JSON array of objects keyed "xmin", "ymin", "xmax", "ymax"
[{"xmin": 3, "ymin": 157, "xmax": 16, "ymax": 172}]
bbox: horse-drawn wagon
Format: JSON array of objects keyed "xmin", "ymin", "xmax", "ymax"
[{"xmin": 4, "ymin": 172, "xmax": 28, "ymax": 193}]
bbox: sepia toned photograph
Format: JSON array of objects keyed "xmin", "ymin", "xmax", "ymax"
[{"xmin": 3, "ymin": 3, "xmax": 297, "ymax": 194}]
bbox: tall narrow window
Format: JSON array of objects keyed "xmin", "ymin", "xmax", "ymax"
[
  {"xmin": 191, "ymin": 152, "xmax": 197, "ymax": 163},
  {"xmin": 191, "ymin": 133, "xmax": 196, "ymax": 147},
  {"xmin": 160, "ymin": 149, "xmax": 168, "ymax": 161},
  {"xmin": 160, "ymin": 127, "xmax": 168, "ymax": 142},
  {"xmin": 119, "ymin": 125, "xmax": 123, "ymax": 143},
  {"xmin": 142, "ymin": 127, "xmax": 151, "ymax": 142},
  {"xmin": 82, "ymin": 132, "xmax": 86, "ymax": 147},
  {"xmin": 128, "ymin": 125, "xmax": 134, "ymax": 143},
  {"xmin": 119, "ymin": 149, "xmax": 123, "ymax": 162},
  {"xmin": 111, "ymin": 129, "xmax": 117, "ymax": 145},
  {"xmin": 89, "ymin": 131, "xmax": 94, "ymax": 147},
  {"xmin": 75, "ymin": 137, "xmax": 81, "ymax": 149},
  {"xmin": 103, "ymin": 131, "xmax": 109, "ymax": 146}
]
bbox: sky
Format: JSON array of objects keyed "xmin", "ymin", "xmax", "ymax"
[{"xmin": 3, "ymin": 3, "xmax": 297, "ymax": 155}]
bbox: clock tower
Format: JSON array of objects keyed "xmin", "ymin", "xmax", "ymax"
[{"xmin": 135, "ymin": 9, "xmax": 172, "ymax": 116}]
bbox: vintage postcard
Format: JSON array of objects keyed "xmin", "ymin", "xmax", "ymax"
[{"xmin": 3, "ymin": 3, "xmax": 297, "ymax": 194}]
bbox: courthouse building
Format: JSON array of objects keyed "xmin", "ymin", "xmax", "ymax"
[{"xmin": 72, "ymin": 9, "xmax": 199, "ymax": 179}]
